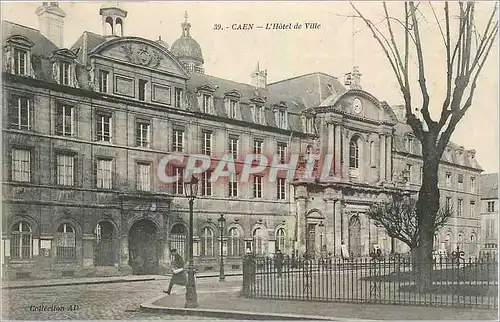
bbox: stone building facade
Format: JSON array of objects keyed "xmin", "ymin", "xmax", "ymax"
[
  {"xmin": 2, "ymin": 3, "xmax": 483, "ymax": 279},
  {"xmin": 479, "ymin": 173, "xmax": 498, "ymax": 258}
]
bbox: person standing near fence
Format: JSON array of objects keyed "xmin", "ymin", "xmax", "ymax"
[
  {"xmin": 164, "ymin": 249, "xmax": 187, "ymax": 295},
  {"xmin": 275, "ymin": 249, "xmax": 284, "ymax": 278}
]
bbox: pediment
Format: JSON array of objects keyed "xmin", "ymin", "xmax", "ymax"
[
  {"xmin": 333, "ymin": 90, "xmax": 397, "ymax": 124},
  {"xmin": 6, "ymin": 35, "xmax": 34, "ymax": 48},
  {"xmin": 51, "ymin": 48, "xmax": 77, "ymax": 60},
  {"xmin": 197, "ymin": 84, "xmax": 217, "ymax": 93},
  {"xmin": 90, "ymin": 37, "xmax": 187, "ymax": 78},
  {"xmin": 224, "ymin": 90, "xmax": 241, "ymax": 98},
  {"xmin": 250, "ymin": 96, "xmax": 266, "ymax": 104}
]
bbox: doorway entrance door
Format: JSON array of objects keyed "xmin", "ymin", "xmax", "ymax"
[{"xmin": 128, "ymin": 219, "xmax": 159, "ymax": 275}]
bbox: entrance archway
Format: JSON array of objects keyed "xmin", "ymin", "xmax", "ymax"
[
  {"xmin": 169, "ymin": 223, "xmax": 188, "ymax": 260},
  {"xmin": 94, "ymin": 221, "xmax": 117, "ymax": 266},
  {"xmin": 128, "ymin": 219, "xmax": 159, "ymax": 275},
  {"xmin": 348, "ymin": 215, "xmax": 362, "ymax": 257}
]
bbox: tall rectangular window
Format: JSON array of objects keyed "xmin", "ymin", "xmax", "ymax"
[
  {"xmin": 229, "ymin": 100, "xmax": 237, "ymax": 118},
  {"xmin": 445, "ymin": 197, "xmax": 452, "ymax": 211},
  {"xmin": 9, "ymin": 96, "xmax": 31, "ymax": 130},
  {"xmin": 406, "ymin": 137, "xmax": 414, "ymax": 153},
  {"xmin": 11, "ymin": 149, "xmax": 31, "ymax": 182},
  {"xmin": 56, "ymin": 104, "xmax": 75, "ymax": 137},
  {"xmin": 406, "ymin": 164, "xmax": 412, "ymax": 183},
  {"xmin": 174, "ymin": 88, "xmax": 183, "ymax": 108},
  {"xmin": 253, "ymin": 175, "xmax": 262, "ymax": 198},
  {"xmin": 173, "ymin": 167, "xmax": 184, "ymax": 195},
  {"xmin": 202, "ymin": 131, "xmax": 212, "ymax": 156},
  {"xmin": 202, "ymin": 94, "xmax": 211, "ymax": 113},
  {"xmin": 139, "ymin": 79, "xmax": 148, "ymax": 101},
  {"xmin": 229, "ymin": 136, "xmax": 239, "ymax": 159},
  {"xmin": 96, "ymin": 112, "xmax": 112, "ymax": 142},
  {"xmin": 253, "ymin": 105, "xmax": 263, "ymax": 123},
  {"xmin": 277, "ymin": 143, "xmax": 287, "ymax": 164},
  {"xmin": 14, "ymin": 48, "xmax": 27, "ymax": 75},
  {"xmin": 457, "ymin": 199, "xmax": 463, "ymax": 216},
  {"xmin": 458, "ymin": 174, "xmax": 464, "ymax": 190},
  {"xmin": 136, "ymin": 163, "xmax": 151, "ymax": 191},
  {"xmin": 96, "ymin": 159, "xmax": 112, "ymax": 189},
  {"xmin": 136, "ymin": 121, "xmax": 151, "ymax": 148},
  {"xmin": 228, "ymin": 174, "xmax": 238, "ymax": 197},
  {"xmin": 59, "ymin": 62, "xmax": 71, "ymax": 85},
  {"xmin": 99, "ymin": 70, "xmax": 109, "ymax": 93},
  {"xmin": 253, "ymin": 139, "xmax": 263, "ymax": 154},
  {"xmin": 470, "ymin": 177, "xmax": 476, "ymax": 192},
  {"xmin": 278, "ymin": 110, "xmax": 287, "ymax": 129},
  {"xmin": 277, "ymin": 178, "xmax": 286, "ymax": 200},
  {"xmin": 469, "ymin": 201, "xmax": 476, "ymax": 217},
  {"xmin": 172, "ymin": 128, "xmax": 184, "ymax": 152},
  {"xmin": 305, "ymin": 117, "xmax": 314, "ymax": 133},
  {"xmin": 201, "ymin": 170, "xmax": 212, "ymax": 196},
  {"xmin": 445, "ymin": 172, "xmax": 452, "ymax": 187},
  {"xmin": 56, "ymin": 154, "xmax": 74, "ymax": 186},
  {"xmin": 487, "ymin": 201, "xmax": 495, "ymax": 212}
]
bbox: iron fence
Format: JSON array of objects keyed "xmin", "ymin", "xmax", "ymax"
[{"xmin": 241, "ymin": 254, "xmax": 498, "ymax": 309}]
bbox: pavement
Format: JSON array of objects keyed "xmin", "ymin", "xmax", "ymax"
[
  {"xmin": 1, "ymin": 271, "xmax": 242, "ymax": 289},
  {"xmin": 142, "ymin": 276, "xmax": 499, "ymax": 321}
]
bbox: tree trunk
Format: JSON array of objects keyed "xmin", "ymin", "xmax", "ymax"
[{"xmin": 415, "ymin": 133, "xmax": 441, "ymax": 292}]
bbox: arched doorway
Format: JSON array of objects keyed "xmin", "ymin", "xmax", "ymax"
[
  {"xmin": 129, "ymin": 219, "xmax": 159, "ymax": 275},
  {"xmin": 348, "ymin": 216, "xmax": 362, "ymax": 257},
  {"xmin": 94, "ymin": 221, "xmax": 117, "ymax": 266},
  {"xmin": 169, "ymin": 223, "xmax": 188, "ymax": 260}
]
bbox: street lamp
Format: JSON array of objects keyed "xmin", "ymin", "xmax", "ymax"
[
  {"xmin": 218, "ymin": 214, "xmax": 226, "ymax": 282},
  {"xmin": 318, "ymin": 221, "xmax": 325, "ymax": 258},
  {"xmin": 183, "ymin": 174, "xmax": 199, "ymax": 308}
]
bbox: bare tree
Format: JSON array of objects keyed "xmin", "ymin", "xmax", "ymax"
[
  {"xmin": 351, "ymin": 1, "xmax": 497, "ymax": 289},
  {"xmin": 367, "ymin": 196, "xmax": 452, "ymax": 252}
]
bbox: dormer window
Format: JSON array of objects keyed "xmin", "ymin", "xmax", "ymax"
[
  {"xmin": 224, "ymin": 91, "xmax": 241, "ymax": 119},
  {"xmin": 405, "ymin": 136, "xmax": 414, "ymax": 154},
  {"xmin": 303, "ymin": 116, "xmax": 315, "ymax": 134},
  {"xmin": 51, "ymin": 49, "xmax": 78, "ymax": 88},
  {"xmin": 252, "ymin": 105, "xmax": 264, "ymax": 124},
  {"xmin": 196, "ymin": 85, "xmax": 216, "ymax": 114},
  {"xmin": 273, "ymin": 102, "xmax": 288, "ymax": 130},
  {"xmin": 5, "ymin": 35, "xmax": 34, "ymax": 77}
]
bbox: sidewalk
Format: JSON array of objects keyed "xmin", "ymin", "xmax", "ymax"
[
  {"xmin": 141, "ymin": 280, "xmax": 498, "ymax": 321},
  {"xmin": 2, "ymin": 271, "xmax": 242, "ymax": 289}
]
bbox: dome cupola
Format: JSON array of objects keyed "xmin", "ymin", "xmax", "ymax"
[{"xmin": 170, "ymin": 11, "xmax": 204, "ymax": 73}]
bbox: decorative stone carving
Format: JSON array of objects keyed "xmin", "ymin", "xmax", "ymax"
[{"xmin": 121, "ymin": 44, "xmax": 163, "ymax": 68}]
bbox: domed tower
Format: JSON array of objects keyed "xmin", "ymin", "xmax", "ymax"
[
  {"xmin": 99, "ymin": 2, "xmax": 127, "ymax": 38},
  {"xmin": 170, "ymin": 11, "xmax": 204, "ymax": 73}
]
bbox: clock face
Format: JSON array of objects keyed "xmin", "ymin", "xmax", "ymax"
[{"xmin": 352, "ymin": 98, "xmax": 363, "ymax": 114}]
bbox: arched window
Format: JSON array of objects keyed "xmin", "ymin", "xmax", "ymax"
[
  {"xmin": 276, "ymin": 228, "xmax": 286, "ymax": 252},
  {"xmin": 349, "ymin": 137, "xmax": 359, "ymax": 168},
  {"xmin": 115, "ymin": 18, "xmax": 123, "ymax": 36},
  {"xmin": 227, "ymin": 227, "xmax": 241, "ymax": 256},
  {"xmin": 11, "ymin": 221, "xmax": 32, "ymax": 260},
  {"xmin": 369, "ymin": 141, "xmax": 376, "ymax": 166},
  {"xmin": 200, "ymin": 227, "xmax": 214, "ymax": 257},
  {"xmin": 445, "ymin": 233, "xmax": 452, "ymax": 253},
  {"xmin": 105, "ymin": 17, "xmax": 113, "ymax": 36},
  {"xmin": 56, "ymin": 223, "xmax": 76, "ymax": 262},
  {"xmin": 253, "ymin": 228, "xmax": 266, "ymax": 256},
  {"xmin": 169, "ymin": 224, "xmax": 187, "ymax": 260},
  {"xmin": 458, "ymin": 233, "xmax": 464, "ymax": 250}
]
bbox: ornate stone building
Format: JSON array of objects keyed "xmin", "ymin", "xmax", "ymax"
[{"xmin": 2, "ymin": 3, "xmax": 483, "ymax": 279}]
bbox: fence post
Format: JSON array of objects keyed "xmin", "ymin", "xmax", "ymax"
[{"xmin": 241, "ymin": 254, "xmax": 253, "ymax": 297}]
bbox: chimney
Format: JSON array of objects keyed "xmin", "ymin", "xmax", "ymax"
[
  {"xmin": 35, "ymin": 2, "xmax": 66, "ymax": 48},
  {"xmin": 251, "ymin": 62, "xmax": 267, "ymax": 89}
]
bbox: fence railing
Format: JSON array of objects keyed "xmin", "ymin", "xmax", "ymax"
[{"xmin": 241, "ymin": 255, "xmax": 498, "ymax": 309}]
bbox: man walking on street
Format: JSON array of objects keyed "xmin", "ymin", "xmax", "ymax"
[{"xmin": 164, "ymin": 249, "xmax": 187, "ymax": 295}]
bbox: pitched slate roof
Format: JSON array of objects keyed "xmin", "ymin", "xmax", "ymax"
[
  {"xmin": 267, "ymin": 72, "xmax": 346, "ymax": 109},
  {"xmin": 2, "ymin": 20, "xmax": 59, "ymax": 82},
  {"xmin": 187, "ymin": 72, "xmax": 306, "ymax": 132},
  {"xmin": 481, "ymin": 173, "xmax": 498, "ymax": 200},
  {"xmin": 70, "ymin": 31, "xmax": 107, "ymax": 64}
]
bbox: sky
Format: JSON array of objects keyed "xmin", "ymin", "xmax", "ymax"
[{"xmin": 2, "ymin": 1, "xmax": 499, "ymax": 173}]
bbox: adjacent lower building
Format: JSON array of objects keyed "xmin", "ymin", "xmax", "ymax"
[
  {"xmin": 480, "ymin": 173, "xmax": 498, "ymax": 258},
  {"xmin": 2, "ymin": 2, "xmax": 483, "ymax": 279}
]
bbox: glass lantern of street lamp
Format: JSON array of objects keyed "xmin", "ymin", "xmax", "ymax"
[
  {"xmin": 318, "ymin": 221, "xmax": 324, "ymax": 228},
  {"xmin": 218, "ymin": 214, "xmax": 226, "ymax": 229},
  {"xmin": 183, "ymin": 174, "xmax": 199, "ymax": 199}
]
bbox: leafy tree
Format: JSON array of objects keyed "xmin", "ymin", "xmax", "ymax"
[{"xmin": 351, "ymin": 1, "xmax": 497, "ymax": 289}]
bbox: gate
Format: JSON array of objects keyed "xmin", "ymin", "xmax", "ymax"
[
  {"xmin": 169, "ymin": 223, "xmax": 188, "ymax": 260},
  {"xmin": 94, "ymin": 221, "xmax": 117, "ymax": 266}
]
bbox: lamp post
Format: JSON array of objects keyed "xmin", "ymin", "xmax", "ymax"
[
  {"xmin": 218, "ymin": 214, "xmax": 226, "ymax": 282},
  {"xmin": 183, "ymin": 174, "xmax": 199, "ymax": 308},
  {"xmin": 318, "ymin": 221, "xmax": 324, "ymax": 258}
]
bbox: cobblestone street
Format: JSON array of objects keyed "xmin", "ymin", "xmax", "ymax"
[{"xmin": 2, "ymin": 279, "xmax": 222, "ymax": 320}]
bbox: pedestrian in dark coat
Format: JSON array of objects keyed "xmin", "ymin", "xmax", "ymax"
[
  {"xmin": 164, "ymin": 249, "xmax": 187, "ymax": 294},
  {"xmin": 274, "ymin": 249, "xmax": 284, "ymax": 277}
]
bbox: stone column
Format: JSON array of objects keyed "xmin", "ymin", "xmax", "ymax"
[
  {"xmin": 119, "ymin": 236, "xmax": 132, "ymax": 274},
  {"xmin": 296, "ymin": 197, "xmax": 307, "ymax": 255},
  {"xmin": 325, "ymin": 198, "xmax": 335, "ymax": 255},
  {"xmin": 334, "ymin": 123, "xmax": 342, "ymax": 177},
  {"xmin": 379, "ymin": 134, "xmax": 386, "ymax": 182},
  {"xmin": 343, "ymin": 209, "xmax": 350, "ymax": 254},
  {"xmin": 82, "ymin": 234, "xmax": 95, "ymax": 268},
  {"xmin": 327, "ymin": 123, "xmax": 335, "ymax": 176},
  {"xmin": 386, "ymin": 135, "xmax": 392, "ymax": 182},
  {"xmin": 342, "ymin": 129, "xmax": 349, "ymax": 179},
  {"xmin": 334, "ymin": 200, "xmax": 342, "ymax": 257}
]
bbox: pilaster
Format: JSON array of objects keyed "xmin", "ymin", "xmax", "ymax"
[
  {"xmin": 386, "ymin": 135, "xmax": 393, "ymax": 182},
  {"xmin": 325, "ymin": 198, "xmax": 335, "ymax": 255},
  {"xmin": 379, "ymin": 134, "xmax": 386, "ymax": 182},
  {"xmin": 334, "ymin": 200, "xmax": 342, "ymax": 257}
]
